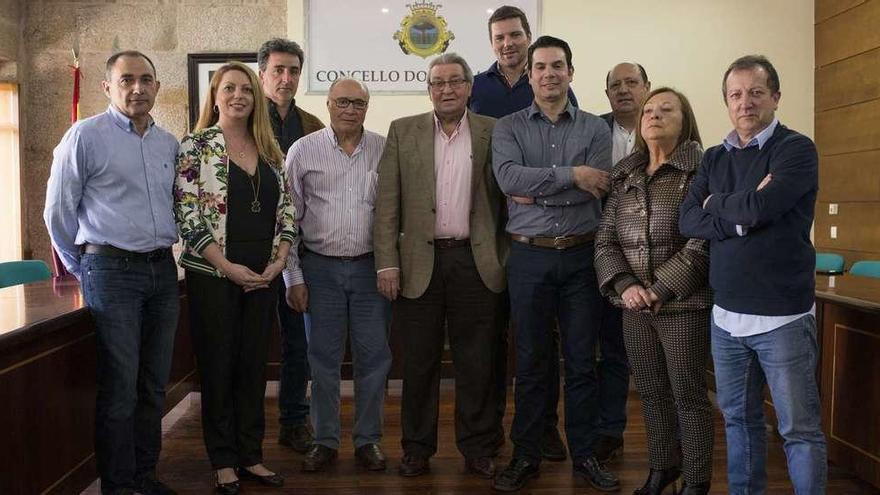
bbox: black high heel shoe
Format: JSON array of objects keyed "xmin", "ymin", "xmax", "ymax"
[
  {"xmin": 213, "ymin": 471, "xmax": 240, "ymax": 495},
  {"xmin": 633, "ymin": 467, "xmax": 681, "ymax": 495},
  {"xmin": 678, "ymin": 482, "xmax": 710, "ymax": 495}
]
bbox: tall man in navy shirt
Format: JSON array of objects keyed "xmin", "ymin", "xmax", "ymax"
[
  {"xmin": 44, "ymin": 51, "xmax": 179, "ymax": 495},
  {"xmin": 679, "ymin": 55, "xmax": 826, "ymax": 494},
  {"xmin": 468, "ymin": 6, "xmax": 571, "ymax": 461}
]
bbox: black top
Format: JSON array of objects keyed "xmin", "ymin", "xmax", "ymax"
[
  {"xmin": 267, "ymin": 99, "xmax": 304, "ymax": 154},
  {"xmin": 226, "ymin": 159, "xmax": 280, "ymax": 270}
]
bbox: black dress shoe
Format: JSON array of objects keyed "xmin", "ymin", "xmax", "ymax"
[
  {"xmin": 633, "ymin": 467, "xmax": 680, "ymax": 495},
  {"xmin": 302, "ymin": 444, "xmax": 338, "ymax": 472},
  {"xmin": 679, "ymin": 482, "xmax": 710, "ymax": 495},
  {"xmin": 355, "ymin": 443, "xmax": 387, "ymax": 471},
  {"xmin": 279, "ymin": 423, "xmax": 314, "ymax": 453},
  {"xmin": 136, "ymin": 475, "xmax": 177, "ymax": 495},
  {"xmin": 398, "ymin": 454, "xmax": 430, "ymax": 477},
  {"xmin": 541, "ymin": 426, "xmax": 568, "ymax": 461},
  {"xmin": 213, "ymin": 472, "xmax": 240, "ymax": 495},
  {"xmin": 493, "ymin": 458, "xmax": 540, "ymax": 492},
  {"xmin": 573, "ymin": 456, "xmax": 620, "ymax": 492},
  {"xmin": 464, "ymin": 456, "xmax": 496, "ymax": 478},
  {"xmin": 595, "ymin": 434, "xmax": 624, "ymax": 463},
  {"xmin": 237, "ymin": 467, "xmax": 285, "ymax": 487}
]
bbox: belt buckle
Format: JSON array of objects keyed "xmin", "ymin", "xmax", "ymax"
[{"xmin": 553, "ymin": 236, "xmax": 569, "ymax": 250}]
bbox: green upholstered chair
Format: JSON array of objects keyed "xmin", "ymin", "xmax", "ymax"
[
  {"xmin": 815, "ymin": 253, "xmax": 845, "ymax": 274},
  {"xmin": 849, "ymin": 261, "xmax": 880, "ymax": 279},
  {"xmin": 0, "ymin": 260, "xmax": 53, "ymax": 289}
]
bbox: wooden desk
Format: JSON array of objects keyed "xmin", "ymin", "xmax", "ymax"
[
  {"xmin": 0, "ymin": 278, "xmax": 195, "ymax": 495},
  {"xmin": 816, "ymin": 274, "xmax": 880, "ymax": 489}
]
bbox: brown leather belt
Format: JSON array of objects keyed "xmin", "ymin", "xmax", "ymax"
[
  {"xmin": 82, "ymin": 243, "xmax": 172, "ymax": 261},
  {"xmin": 433, "ymin": 238, "xmax": 470, "ymax": 249},
  {"xmin": 306, "ymin": 249, "xmax": 373, "ymax": 262},
  {"xmin": 510, "ymin": 232, "xmax": 595, "ymax": 250}
]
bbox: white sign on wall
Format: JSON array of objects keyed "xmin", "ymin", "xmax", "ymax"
[{"xmin": 306, "ymin": 0, "xmax": 541, "ymax": 94}]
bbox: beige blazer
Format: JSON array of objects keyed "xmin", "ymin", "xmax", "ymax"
[{"xmin": 373, "ymin": 111, "xmax": 507, "ymax": 299}]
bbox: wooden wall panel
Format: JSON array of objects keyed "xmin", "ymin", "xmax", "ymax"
[
  {"xmin": 818, "ymin": 151, "xmax": 880, "ymax": 202},
  {"xmin": 816, "ymin": 48, "xmax": 880, "ymax": 111},
  {"xmin": 815, "ymin": 203, "xmax": 880, "ymax": 253},
  {"xmin": 815, "ymin": 98, "xmax": 880, "ymax": 156},
  {"xmin": 821, "ymin": 305, "xmax": 880, "ymax": 488},
  {"xmin": 816, "ymin": 0, "xmax": 866, "ymax": 23},
  {"xmin": 816, "ymin": 0, "xmax": 880, "ymax": 67}
]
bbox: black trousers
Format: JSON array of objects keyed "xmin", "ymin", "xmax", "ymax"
[
  {"xmin": 396, "ymin": 245, "xmax": 502, "ymax": 458},
  {"xmin": 186, "ymin": 270, "xmax": 279, "ymax": 469}
]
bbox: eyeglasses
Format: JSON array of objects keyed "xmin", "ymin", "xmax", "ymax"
[
  {"xmin": 332, "ymin": 97, "xmax": 368, "ymax": 110},
  {"xmin": 428, "ymin": 78, "xmax": 468, "ymax": 91}
]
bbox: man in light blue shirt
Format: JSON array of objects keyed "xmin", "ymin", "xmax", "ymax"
[{"xmin": 44, "ymin": 51, "xmax": 179, "ymax": 495}]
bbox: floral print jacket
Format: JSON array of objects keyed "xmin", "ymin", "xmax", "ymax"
[{"xmin": 174, "ymin": 126, "xmax": 296, "ymax": 277}]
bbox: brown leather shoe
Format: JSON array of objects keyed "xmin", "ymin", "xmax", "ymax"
[
  {"xmin": 355, "ymin": 443, "xmax": 387, "ymax": 471},
  {"xmin": 301, "ymin": 444, "xmax": 338, "ymax": 472},
  {"xmin": 465, "ymin": 456, "xmax": 496, "ymax": 478},
  {"xmin": 398, "ymin": 454, "xmax": 429, "ymax": 477}
]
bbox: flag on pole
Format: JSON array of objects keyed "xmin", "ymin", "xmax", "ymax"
[{"xmin": 51, "ymin": 46, "xmax": 82, "ymax": 279}]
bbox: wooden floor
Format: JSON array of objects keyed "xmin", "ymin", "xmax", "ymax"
[{"xmin": 84, "ymin": 380, "xmax": 877, "ymax": 494}]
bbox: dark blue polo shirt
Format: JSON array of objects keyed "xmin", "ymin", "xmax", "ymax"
[{"xmin": 469, "ymin": 61, "xmax": 579, "ymax": 119}]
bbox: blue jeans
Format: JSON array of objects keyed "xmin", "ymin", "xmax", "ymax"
[
  {"xmin": 278, "ymin": 282, "xmax": 310, "ymax": 427},
  {"xmin": 508, "ymin": 242, "xmax": 602, "ymax": 464},
  {"xmin": 302, "ymin": 252, "xmax": 391, "ymax": 449},
  {"xmin": 80, "ymin": 252, "xmax": 179, "ymax": 494},
  {"xmin": 712, "ymin": 314, "xmax": 827, "ymax": 494}
]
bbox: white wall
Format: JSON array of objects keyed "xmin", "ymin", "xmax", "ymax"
[{"xmin": 289, "ymin": 0, "xmax": 814, "ymax": 142}]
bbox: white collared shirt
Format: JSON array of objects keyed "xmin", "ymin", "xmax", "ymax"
[{"xmin": 611, "ymin": 119, "xmax": 635, "ymax": 165}]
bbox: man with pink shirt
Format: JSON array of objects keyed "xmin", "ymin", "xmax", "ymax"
[{"xmin": 373, "ymin": 53, "xmax": 507, "ymax": 479}]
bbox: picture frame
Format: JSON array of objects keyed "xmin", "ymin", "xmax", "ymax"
[{"xmin": 186, "ymin": 52, "xmax": 259, "ymax": 130}]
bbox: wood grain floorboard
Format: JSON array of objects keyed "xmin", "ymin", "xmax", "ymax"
[{"xmin": 82, "ymin": 380, "xmax": 877, "ymax": 494}]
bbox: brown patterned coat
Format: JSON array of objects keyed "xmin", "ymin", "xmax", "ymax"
[{"xmin": 595, "ymin": 140, "xmax": 711, "ymax": 313}]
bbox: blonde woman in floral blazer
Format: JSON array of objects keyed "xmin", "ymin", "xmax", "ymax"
[{"xmin": 174, "ymin": 61, "xmax": 294, "ymax": 491}]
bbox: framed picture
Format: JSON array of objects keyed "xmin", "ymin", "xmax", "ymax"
[{"xmin": 186, "ymin": 52, "xmax": 259, "ymax": 130}]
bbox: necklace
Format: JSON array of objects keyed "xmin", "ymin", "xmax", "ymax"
[{"xmin": 249, "ymin": 165, "xmax": 261, "ymax": 213}]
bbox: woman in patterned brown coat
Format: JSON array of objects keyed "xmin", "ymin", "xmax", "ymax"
[{"xmin": 595, "ymin": 87, "xmax": 713, "ymax": 495}]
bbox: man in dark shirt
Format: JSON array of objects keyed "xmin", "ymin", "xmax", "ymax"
[
  {"xmin": 468, "ymin": 5, "xmax": 569, "ymax": 463},
  {"xmin": 257, "ymin": 37, "xmax": 324, "ymax": 454},
  {"xmin": 469, "ymin": 5, "xmax": 577, "ymax": 119}
]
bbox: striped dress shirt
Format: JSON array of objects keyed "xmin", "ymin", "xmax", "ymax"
[{"xmin": 282, "ymin": 127, "xmax": 386, "ymax": 287}]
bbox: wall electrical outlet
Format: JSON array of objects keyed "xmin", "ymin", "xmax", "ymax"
[
  {"xmin": 830, "ymin": 226, "xmax": 838, "ymax": 239},
  {"xmin": 829, "ymin": 203, "xmax": 838, "ymax": 215}
]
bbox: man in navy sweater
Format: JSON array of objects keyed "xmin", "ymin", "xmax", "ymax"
[{"xmin": 679, "ymin": 55, "xmax": 826, "ymax": 494}]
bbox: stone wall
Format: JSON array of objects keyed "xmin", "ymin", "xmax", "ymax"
[
  {"xmin": 0, "ymin": 0, "xmax": 20, "ymax": 63},
  {"xmin": 19, "ymin": 0, "xmax": 287, "ymax": 264}
]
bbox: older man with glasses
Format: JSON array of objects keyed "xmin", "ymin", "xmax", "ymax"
[
  {"xmin": 284, "ymin": 78, "xmax": 392, "ymax": 473},
  {"xmin": 374, "ymin": 53, "xmax": 507, "ymax": 479}
]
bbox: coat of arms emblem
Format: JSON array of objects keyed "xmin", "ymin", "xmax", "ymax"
[{"xmin": 393, "ymin": 2, "xmax": 455, "ymax": 58}]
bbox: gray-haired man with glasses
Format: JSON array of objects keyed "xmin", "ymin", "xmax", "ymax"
[
  {"xmin": 283, "ymin": 78, "xmax": 392, "ymax": 473},
  {"xmin": 373, "ymin": 53, "xmax": 507, "ymax": 479}
]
